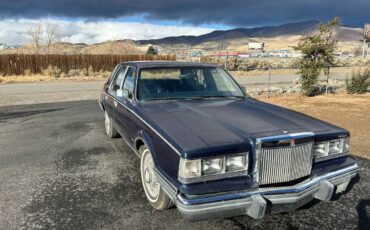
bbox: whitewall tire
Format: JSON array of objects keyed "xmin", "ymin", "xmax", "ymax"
[{"xmin": 139, "ymin": 145, "xmax": 173, "ymax": 210}]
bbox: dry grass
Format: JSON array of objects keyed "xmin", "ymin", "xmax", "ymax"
[
  {"xmin": 258, "ymin": 93, "xmax": 370, "ymax": 159},
  {"xmin": 0, "ymin": 74, "xmax": 108, "ymax": 84},
  {"xmin": 230, "ymin": 66, "xmax": 366, "ymax": 77},
  {"xmin": 230, "ymin": 69, "xmax": 299, "ymax": 76}
]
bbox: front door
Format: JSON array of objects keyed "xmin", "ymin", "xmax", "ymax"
[
  {"xmin": 114, "ymin": 66, "xmax": 138, "ymax": 144},
  {"xmin": 105, "ymin": 65, "xmax": 125, "ymax": 120}
]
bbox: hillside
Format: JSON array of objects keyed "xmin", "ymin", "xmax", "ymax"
[
  {"xmin": 0, "ymin": 20, "xmax": 364, "ymax": 55},
  {"xmin": 137, "ymin": 20, "xmax": 320, "ymax": 46}
]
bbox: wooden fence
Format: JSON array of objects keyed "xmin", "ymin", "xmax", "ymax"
[{"xmin": 0, "ymin": 54, "xmax": 176, "ymax": 75}]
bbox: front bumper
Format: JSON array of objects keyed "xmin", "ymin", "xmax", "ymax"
[
  {"xmin": 155, "ymin": 163, "xmax": 358, "ymax": 221},
  {"xmin": 98, "ymin": 98, "xmax": 104, "ymax": 111}
]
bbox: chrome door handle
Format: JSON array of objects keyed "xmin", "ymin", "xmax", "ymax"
[{"xmin": 114, "ymin": 101, "xmax": 118, "ymax": 107}]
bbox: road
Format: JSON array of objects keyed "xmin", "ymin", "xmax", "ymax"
[
  {"xmin": 234, "ymin": 72, "xmax": 348, "ymax": 87},
  {"xmin": 0, "ymin": 81, "xmax": 105, "ymax": 106},
  {"xmin": 0, "ymin": 100, "xmax": 369, "ymax": 229},
  {"xmin": 0, "ymin": 71, "xmax": 349, "ymax": 106}
]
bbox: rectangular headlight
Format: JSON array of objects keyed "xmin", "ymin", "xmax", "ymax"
[
  {"xmin": 313, "ymin": 142, "xmax": 329, "ymax": 158},
  {"xmin": 178, "ymin": 158, "xmax": 201, "ymax": 179},
  {"xmin": 343, "ymin": 138, "xmax": 350, "ymax": 153},
  {"xmin": 202, "ymin": 157, "xmax": 223, "ymax": 174},
  {"xmin": 226, "ymin": 155, "xmax": 248, "ymax": 172},
  {"xmin": 314, "ymin": 138, "xmax": 349, "ymax": 162},
  {"xmin": 178, "ymin": 152, "xmax": 249, "ymax": 183},
  {"xmin": 329, "ymin": 139, "xmax": 344, "ymax": 155}
]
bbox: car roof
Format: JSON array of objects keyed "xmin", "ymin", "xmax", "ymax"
[{"xmin": 120, "ymin": 61, "xmax": 219, "ymax": 68}]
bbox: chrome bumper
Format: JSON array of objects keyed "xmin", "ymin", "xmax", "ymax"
[
  {"xmin": 98, "ymin": 98, "xmax": 104, "ymax": 111},
  {"xmin": 155, "ymin": 163, "xmax": 358, "ymax": 221}
]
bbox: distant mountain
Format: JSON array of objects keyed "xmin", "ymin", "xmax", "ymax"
[
  {"xmin": 137, "ymin": 20, "xmax": 320, "ymax": 45},
  {"xmin": 137, "ymin": 20, "xmax": 362, "ymax": 46}
]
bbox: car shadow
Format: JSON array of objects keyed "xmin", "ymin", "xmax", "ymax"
[{"xmin": 357, "ymin": 199, "xmax": 370, "ymax": 230}]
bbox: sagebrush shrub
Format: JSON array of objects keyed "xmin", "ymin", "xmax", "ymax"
[
  {"xmin": 346, "ymin": 69, "xmax": 370, "ymax": 94},
  {"xmin": 68, "ymin": 69, "xmax": 80, "ymax": 77},
  {"xmin": 88, "ymin": 66, "xmax": 95, "ymax": 76},
  {"xmin": 41, "ymin": 65, "xmax": 62, "ymax": 78},
  {"xmin": 24, "ymin": 69, "xmax": 32, "ymax": 76}
]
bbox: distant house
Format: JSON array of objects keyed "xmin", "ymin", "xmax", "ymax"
[
  {"xmin": 0, "ymin": 43, "xmax": 10, "ymax": 50},
  {"xmin": 248, "ymin": 42, "xmax": 264, "ymax": 50}
]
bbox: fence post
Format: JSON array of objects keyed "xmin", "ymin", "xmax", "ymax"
[
  {"xmin": 268, "ymin": 67, "xmax": 271, "ymax": 99},
  {"xmin": 326, "ymin": 68, "xmax": 330, "ymax": 95}
]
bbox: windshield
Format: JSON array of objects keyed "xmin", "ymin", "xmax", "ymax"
[{"xmin": 138, "ymin": 67, "xmax": 244, "ymax": 101}]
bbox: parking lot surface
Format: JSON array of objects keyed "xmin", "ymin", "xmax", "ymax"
[{"xmin": 0, "ymin": 100, "xmax": 369, "ymax": 229}]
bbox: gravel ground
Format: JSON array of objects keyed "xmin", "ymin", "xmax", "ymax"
[{"xmin": 0, "ymin": 100, "xmax": 369, "ymax": 230}]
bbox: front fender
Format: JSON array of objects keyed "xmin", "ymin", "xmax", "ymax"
[
  {"xmin": 135, "ymin": 130, "xmax": 181, "ymax": 186},
  {"xmin": 135, "ymin": 130, "xmax": 157, "ymax": 159}
]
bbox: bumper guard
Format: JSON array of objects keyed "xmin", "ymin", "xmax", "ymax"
[{"xmin": 155, "ymin": 163, "xmax": 358, "ymax": 221}]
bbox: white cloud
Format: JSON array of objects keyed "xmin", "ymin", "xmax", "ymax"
[{"xmin": 0, "ymin": 19, "xmax": 214, "ymax": 45}]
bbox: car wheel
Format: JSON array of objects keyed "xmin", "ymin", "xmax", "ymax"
[
  {"xmin": 105, "ymin": 111, "xmax": 119, "ymax": 138},
  {"xmin": 139, "ymin": 145, "xmax": 173, "ymax": 210}
]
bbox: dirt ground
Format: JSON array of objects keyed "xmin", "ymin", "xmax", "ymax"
[{"xmin": 258, "ymin": 93, "xmax": 370, "ymax": 159}]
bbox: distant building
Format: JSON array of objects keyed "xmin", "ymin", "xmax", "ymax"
[
  {"xmin": 0, "ymin": 43, "xmax": 10, "ymax": 50},
  {"xmin": 190, "ymin": 50, "xmax": 203, "ymax": 57},
  {"xmin": 208, "ymin": 51, "xmax": 240, "ymax": 57},
  {"xmin": 365, "ymin": 23, "xmax": 370, "ymax": 42},
  {"xmin": 248, "ymin": 42, "xmax": 265, "ymax": 50}
]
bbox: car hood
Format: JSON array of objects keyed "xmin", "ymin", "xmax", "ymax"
[{"xmin": 138, "ymin": 98, "xmax": 341, "ymax": 153}]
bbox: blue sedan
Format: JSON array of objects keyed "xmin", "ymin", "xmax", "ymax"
[{"xmin": 99, "ymin": 61, "xmax": 358, "ymax": 220}]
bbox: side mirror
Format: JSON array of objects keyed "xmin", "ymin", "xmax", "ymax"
[
  {"xmin": 117, "ymin": 89, "xmax": 124, "ymax": 97},
  {"xmin": 123, "ymin": 89, "xmax": 129, "ymax": 99},
  {"xmin": 240, "ymin": 85, "xmax": 246, "ymax": 92}
]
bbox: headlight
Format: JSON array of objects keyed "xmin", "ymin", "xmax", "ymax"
[
  {"xmin": 178, "ymin": 159, "xmax": 201, "ymax": 179},
  {"xmin": 343, "ymin": 138, "xmax": 350, "ymax": 153},
  {"xmin": 202, "ymin": 157, "xmax": 223, "ymax": 174},
  {"xmin": 226, "ymin": 155, "xmax": 248, "ymax": 172},
  {"xmin": 329, "ymin": 139, "xmax": 344, "ymax": 155},
  {"xmin": 313, "ymin": 142, "xmax": 329, "ymax": 158},
  {"xmin": 314, "ymin": 138, "xmax": 349, "ymax": 162},
  {"xmin": 178, "ymin": 153, "xmax": 248, "ymax": 183}
]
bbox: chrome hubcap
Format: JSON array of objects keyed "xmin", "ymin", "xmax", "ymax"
[{"xmin": 142, "ymin": 150, "xmax": 160, "ymax": 202}]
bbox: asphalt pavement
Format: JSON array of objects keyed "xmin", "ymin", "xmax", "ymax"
[
  {"xmin": 0, "ymin": 70, "xmax": 349, "ymax": 106},
  {"xmin": 0, "ymin": 100, "xmax": 369, "ymax": 229}
]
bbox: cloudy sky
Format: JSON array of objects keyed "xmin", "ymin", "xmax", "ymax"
[{"xmin": 0, "ymin": 0, "xmax": 369, "ymax": 45}]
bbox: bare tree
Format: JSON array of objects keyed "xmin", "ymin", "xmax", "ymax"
[
  {"xmin": 26, "ymin": 23, "xmax": 43, "ymax": 54},
  {"xmin": 45, "ymin": 22, "xmax": 60, "ymax": 54}
]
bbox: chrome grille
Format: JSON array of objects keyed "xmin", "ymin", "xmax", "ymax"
[{"xmin": 259, "ymin": 142, "xmax": 313, "ymax": 185}]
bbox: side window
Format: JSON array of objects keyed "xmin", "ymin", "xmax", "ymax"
[
  {"xmin": 104, "ymin": 65, "xmax": 119, "ymax": 91},
  {"xmin": 111, "ymin": 66, "xmax": 127, "ymax": 91},
  {"xmin": 122, "ymin": 67, "xmax": 136, "ymax": 99}
]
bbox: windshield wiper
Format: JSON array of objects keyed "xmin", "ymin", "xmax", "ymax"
[
  {"xmin": 145, "ymin": 95, "xmax": 245, "ymax": 102},
  {"xmin": 194, "ymin": 95, "xmax": 245, "ymax": 100},
  {"xmin": 145, "ymin": 97, "xmax": 195, "ymax": 101}
]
